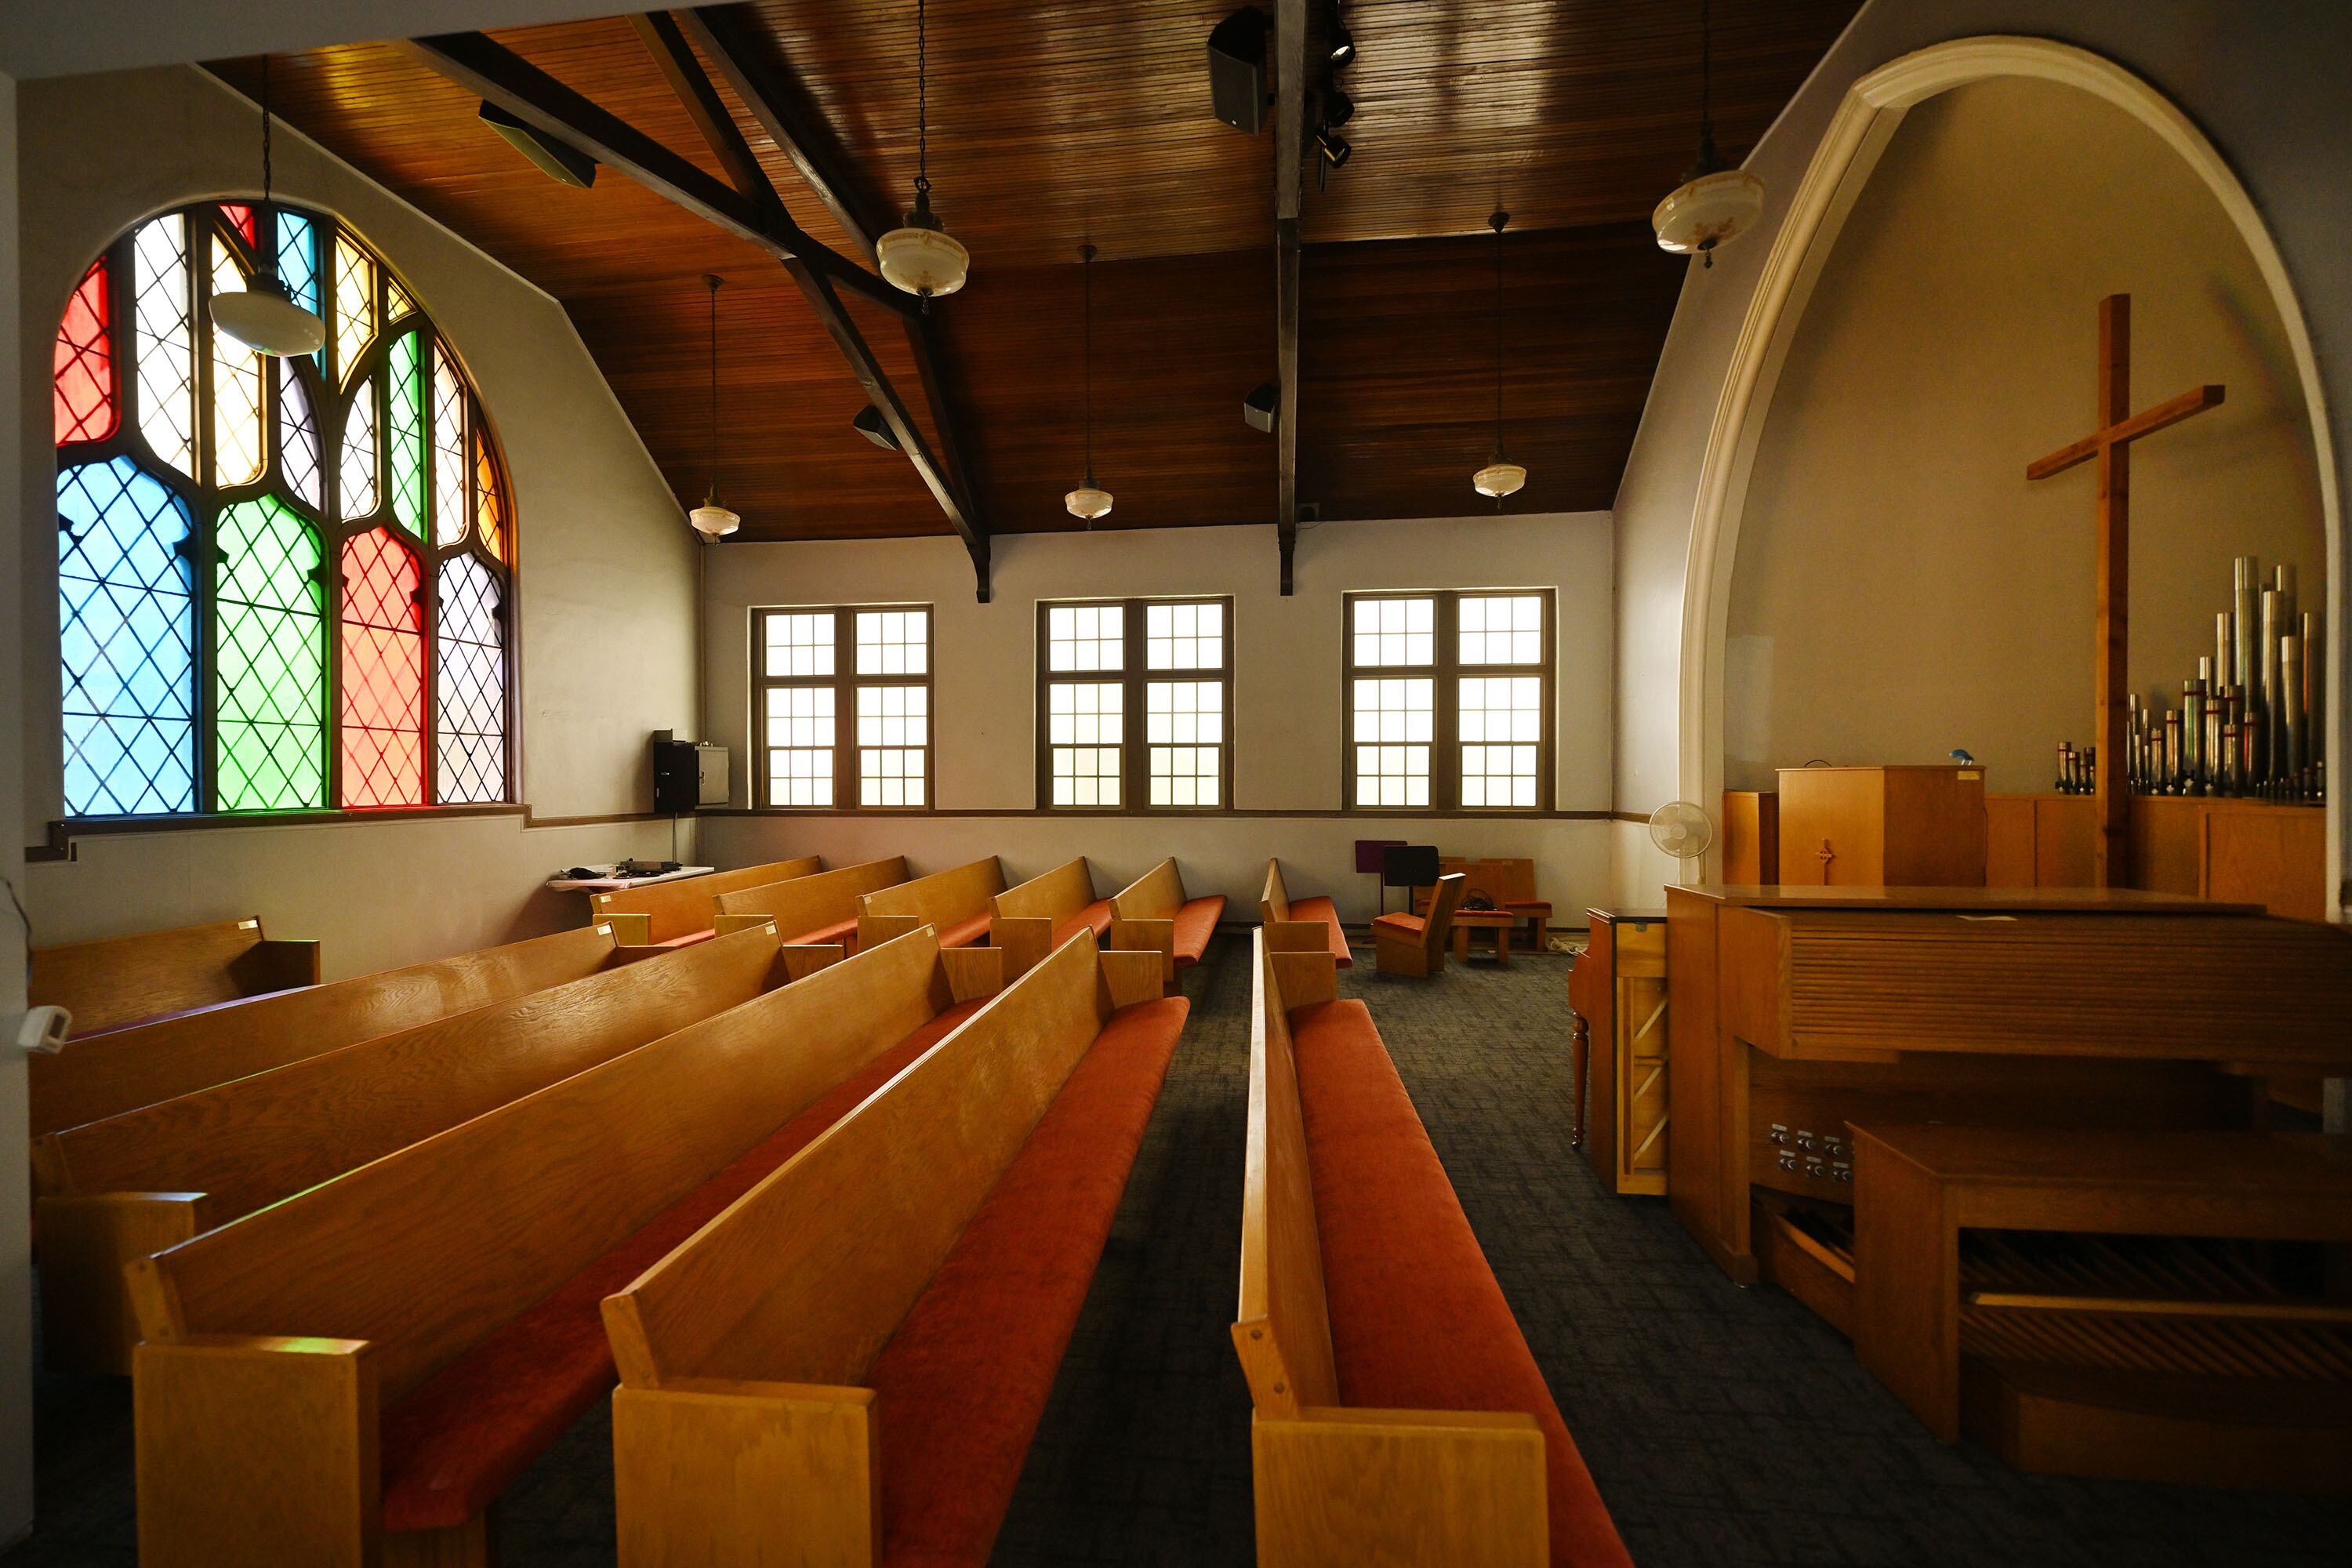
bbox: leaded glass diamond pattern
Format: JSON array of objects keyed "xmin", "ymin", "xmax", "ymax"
[
  {"xmin": 432, "ymin": 344, "xmax": 466, "ymax": 546},
  {"xmin": 215, "ymin": 496, "xmax": 325, "ymax": 811},
  {"xmin": 333, "ymin": 235, "xmax": 375, "ymax": 388},
  {"xmin": 437, "ymin": 555, "xmax": 508, "ymax": 804},
  {"xmin": 474, "ymin": 430, "xmax": 506, "ymax": 560},
  {"xmin": 340, "ymin": 376, "xmax": 379, "ymax": 519},
  {"xmin": 134, "ymin": 214, "xmax": 196, "ymax": 477},
  {"xmin": 340, "ymin": 528, "xmax": 424, "ymax": 808},
  {"xmin": 210, "ymin": 238, "xmax": 267, "ymax": 486},
  {"xmin": 57, "ymin": 457, "xmax": 196, "ymax": 815},
  {"xmin": 389, "ymin": 332, "xmax": 426, "ymax": 536},
  {"xmin": 387, "ymin": 274, "xmax": 416, "ymax": 320},
  {"xmin": 275, "ymin": 212, "xmax": 320, "ymax": 318},
  {"xmin": 55, "ymin": 257, "xmax": 116, "ymax": 446},
  {"xmin": 279, "ymin": 360, "xmax": 321, "ymax": 509}
]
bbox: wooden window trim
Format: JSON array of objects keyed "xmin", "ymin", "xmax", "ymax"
[
  {"xmin": 1341, "ymin": 588, "xmax": 1556, "ymax": 813},
  {"xmin": 1035, "ymin": 596, "xmax": 1236, "ymax": 815},
  {"xmin": 751, "ymin": 603, "xmax": 935, "ymax": 813}
]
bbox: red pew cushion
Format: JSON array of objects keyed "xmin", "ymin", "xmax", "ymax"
[
  {"xmin": 1170, "ymin": 895, "xmax": 1226, "ymax": 967},
  {"xmin": 871, "ymin": 997, "xmax": 1188, "ymax": 1568},
  {"xmin": 645, "ymin": 927, "xmax": 715, "ymax": 949},
  {"xmin": 937, "ymin": 913, "xmax": 993, "ymax": 949},
  {"xmin": 783, "ymin": 916, "xmax": 858, "ymax": 950},
  {"xmin": 376, "ymin": 997, "xmax": 989, "ymax": 1533},
  {"xmin": 1288, "ymin": 1000, "xmax": 1631, "ymax": 1568},
  {"xmin": 1051, "ymin": 898, "xmax": 1115, "ymax": 949},
  {"xmin": 1287, "ymin": 895, "xmax": 1353, "ymax": 969}
]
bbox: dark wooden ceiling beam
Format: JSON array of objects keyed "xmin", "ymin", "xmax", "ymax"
[
  {"xmin": 1273, "ymin": 0, "xmax": 1305, "ymax": 595},
  {"xmin": 628, "ymin": 11, "xmax": 776, "ymax": 211}
]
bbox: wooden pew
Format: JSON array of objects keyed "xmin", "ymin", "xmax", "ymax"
[
  {"xmin": 31, "ymin": 916, "xmax": 321, "ymax": 1038},
  {"xmin": 857, "ymin": 855, "xmax": 1006, "ymax": 952},
  {"xmin": 590, "ymin": 855, "xmax": 821, "ymax": 948},
  {"xmin": 30, "ymin": 923, "xmax": 630, "ymax": 1138},
  {"xmin": 602, "ymin": 929, "xmax": 1186, "ymax": 1566},
  {"xmin": 36, "ymin": 924, "xmax": 834, "ymax": 1375},
  {"xmin": 1259, "ymin": 858, "xmax": 1350, "ymax": 968},
  {"xmin": 1373, "ymin": 872, "xmax": 1466, "ymax": 978},
  {"xmin": 711, "ymin": 855, "xmax": 910, "ymax": 949},
  {"xmin": 992, "ymin": 855, "xmax": 1114, "ymax": 976},
  {"xmin": 1234, "ymin": 926, "xmax": 1630, "ymax": 1568},
  {"xmin": 127, "ymin": 927, "xmax": 1005, "ymax": 1568},
  {"xmin": 1110, "ymin": 857, "xmax": 1229, "ymax": 981}
]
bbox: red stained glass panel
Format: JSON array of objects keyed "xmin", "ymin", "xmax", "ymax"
[
  {"xmin": 220, "ymin": 204, "xmax": 256, "ymax": 245},
  {"xmin": 54, "ymin": 258, "xmax": 116, "ymax": 447},
  {"xmin": 339, "ymin": 526, "xmax": 424, "ymax": 808}
]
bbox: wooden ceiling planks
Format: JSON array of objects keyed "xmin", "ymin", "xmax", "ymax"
[{"xmin": 209, "ymin": 0, "xmax": 1857, "ymax": 544}]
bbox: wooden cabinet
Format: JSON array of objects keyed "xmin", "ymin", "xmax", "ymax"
[
  {"xmin": 1994, "ymin": 794, "xmax": 2326, "ymax": 920},
  {"xmin": 1720, "ymin": 792, "xmax": 1780, "ymax": 884},
  {"xmin": 1566, "ymin": 908, "xmax": 1668, "ymax": 1196},
  {"xmin": 1777, "ymin": 765, "xmax": 1987, "ymax": 887},
  {"xmin": 1985, "ymin": 795, "xmax": 2096, "ymax": 889}
]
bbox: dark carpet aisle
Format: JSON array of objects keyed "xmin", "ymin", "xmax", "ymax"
[{"xmin": 7, "ymin": 933, "xmax": 2350, "ymax": 1566}]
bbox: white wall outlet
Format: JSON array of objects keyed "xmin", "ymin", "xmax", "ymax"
[{"xmin": 13, "ymin": 1006, "xmax": 71, "ymax": 1055}]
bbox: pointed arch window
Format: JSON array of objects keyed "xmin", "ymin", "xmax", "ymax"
[{"xmin": 50, "ymin": 201, "xmax": 517, "ymax": 820}]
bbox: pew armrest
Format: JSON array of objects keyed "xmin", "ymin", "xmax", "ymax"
[
  {"xmin": 1251, "ymin": 1406, "xmax": 1549, "ymax": 1568},
  {"xmin": 940, "ymin": 946, "xmax": 1005, "ymax": 1004},
  {"xmin": 1098, "ymin": 949, "xmax": 1166, "ymax": 1012},
  {"xmin": 713, "ymin": 913, "xmax": 775, "ymax": 938},
  {"xmin": 857, "ymin": 914, "xmax": 924, "ymax": 952},
  {"xmin": 599, "ymin": 913, "xmax": 653, "ymax": 947},
  {"xmin": 134, "ymin": 1334, "xmax": 379, "ymax": 1568},
  {"xmin": 1108, "ymin": 917, "xmax": 1178, "ymax": 982},
  {"xmin": 992, "ymin": 916, "xmax": 1053, "ymax": 979},
  {"xmin": 235, "ymin": 938, "xmax": 322, "ymax": 993},
  {"xmin": 779, "ymin": 944, "xmax": 846, "ymax": 982},
  {"xmin": 612, "ymin": 1380, "xmax": 877, "ymax": 1567},
  {"xmin": 39, "ymin": 1191, "xmax": 209, "ymax": 1377}
]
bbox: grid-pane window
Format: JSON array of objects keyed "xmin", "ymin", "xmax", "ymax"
[
  {"xmin": 753, "ymin": 604, "xmax": 931, "ymax": 809},
  {"xmin": 1345, "ymin": 590, "xmax": 1552, "ymax": 811},
  {"xmin": 1039, "ymin": 597, "xmax": 1232, "ymax": 811}
]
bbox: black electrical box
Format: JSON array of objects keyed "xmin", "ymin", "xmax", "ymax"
[{"xmin": 653, "ymin": 739, "xmax": 728, "ymax": 814}]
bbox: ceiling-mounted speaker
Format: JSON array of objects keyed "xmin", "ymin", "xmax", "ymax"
[
  {"xmin": 1207, "ymin": 8, "xmax": 1271, "ymax": 134},
  {"xmin": 852, "ymin": 405, "xmax": 901, "ymax": 450},
  {"xmin": 1243, "ymin": 380, "xmax": 1278, "ymax": 434},
  {"xmin": 478, "ymin": 102, "xmax": 597, "ymax": 188}
]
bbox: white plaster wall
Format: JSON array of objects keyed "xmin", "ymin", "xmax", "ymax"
[{"xmin": 699, "ymin": 514, "xmax": 1618, "ymax": 923}]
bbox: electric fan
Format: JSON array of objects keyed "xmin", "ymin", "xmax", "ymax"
[{"xmin": 1647, "ymin": 800, "xmax": 1715, "ymax": 885}]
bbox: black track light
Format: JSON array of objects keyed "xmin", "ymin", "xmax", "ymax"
[
  {"xmin": 1328, "ymin": 26, "xmax": 1355, "ymax": 67},
  {"xmin": 1320, "ymin": 86, "xmax": 1355, "ymax": 127},
  {"xmin": 852, "ymin": 405, "xmax": 901, "ymax": 450},
  {"xmin": 1316, "ymin": 125, "xmax": 1352, "ymax": 169}
]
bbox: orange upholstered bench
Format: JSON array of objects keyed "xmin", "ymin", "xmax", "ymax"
[
  {"xmin": 858, "ymin": 854, "xmax": 1008, "ymax": 953},
  {"xmin": 1260, "ymin": 857, "xmax": 1351, "ymax": 967},
  {"xmin": 1234, "ymin": 927, "xmax": 1630, "ymax": 1568},
  {"xmin": 126, "ymin": 928, "xmax": 1001, "ymax": 1567},
  {"xmin": 590, "ymin": 855, "xmax": 821, "ymax": 948},
  {"xmin": 711, "ymin": 855, "xmax": 910, "ymax": 954},
  {"xmin": 602, "ymin": 931, "xmax": 1185, "ymax": 1565},
  {"xmin": 1111, "ymin": 856, "xmax": 1229, "ymax": 980},
  {"xmin": 31, "ymin": 915, "xmax": 319, "ymax": 1039},
  {"xmin": 993, "ymin": 855, "xmax": 1117, "ymax": 976}
]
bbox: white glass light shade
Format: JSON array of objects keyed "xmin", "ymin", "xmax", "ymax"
[
  {"xmin": 211, "ymin": 282, "xmax": 327, "ymax": 356},
  {"xmin": 1472, "ymin": 460, "xmax": 1526, "ymax": 499},
  {"xmin": 877, "ymin": 223, "xmax": 971, "ymax": 299},
  {"xmin": 1652, "ymin": 168, "xmax": 1766, "ymax": 260},
  {"xmin": 688, "ymin": 502, "xmax": 741, "ymax": 539},
  {"xmin": 1065, "ymin": 485, "xmax": 1113, "ymax": 521}
]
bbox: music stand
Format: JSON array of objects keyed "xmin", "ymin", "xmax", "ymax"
[{"xmin": 1379, "ymin": 844, "xmax": 1440, "ymax": 918}]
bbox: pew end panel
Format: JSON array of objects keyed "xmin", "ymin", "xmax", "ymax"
[
  {"xmin": 1250, "ymin": 1407, "xmax": 1551, "ymax": 1568},
  {"xmin": 598, "ymin": 913, "xmax": 653, "ymax": 948},
  {"xmin": 857, "ymin": 913, "xmax": 924, "ymax": 952},
  {"xmin": 1109, "ymin": 916, "xmax": 1178, "ymax": 982},
  {"xmin": 38, "ymin": 1192, "xmax": 210, "ymax": 1376},
  {"xmin": 1097, "ymin": 949, "xmax": 1166, "ymax": 1013},
  {"xmin": 231, "ymin": 936, "xmax": 324, "ymax": 994},
  {"xmin": 779, "ymin": 942, "xmax": 846, "ymax": 982},
  {"xmin": 992, "ymin": 916, "xmax": 1054, "ymax": 979},
  {"xmin": 938, "ymin": 946, "xmax": 1007, "ymax": 1005},
  {"xmin": 1260, "ymin": 858, "xmax": 1293, "ymax": 926},
  {"xmin": 713, "ymin": 913, "xmax": 775, "ymax": 938},
  {"xmin": 611, "ymin": 1380, "xmax": 878, "ymax": 1567}
]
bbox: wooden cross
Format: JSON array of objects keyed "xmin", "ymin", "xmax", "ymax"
[{"xmin": 2024, "ymin": 294, "xmax": 2224, "ymax": 887}]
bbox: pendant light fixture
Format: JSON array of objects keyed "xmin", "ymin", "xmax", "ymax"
[
  {"xmin": 1472, "ymin": 211, "xmax": 1526, "ymax": 502},
  {"xmin": 1065, "ymin": 243, "xmax": 1113, "ymax": 523},
  {"xmin": 688, "ymin": 274, "xmax": 742, "ymax": 540},
  {"xmin": 1651, "ymin": 0, "xmax": 1765, "ymax": 268},
  {"xmin": 211, "ymin": 56, "xmax": 328, "ymax": 357},
  {"xmin": 876, "ymin": 0, "xmax": 971, "ymax": 302}
]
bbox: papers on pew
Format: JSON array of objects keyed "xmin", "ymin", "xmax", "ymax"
[{"xmin": 545, "ymin": 863, "xmax": 715, "ymax": 893}]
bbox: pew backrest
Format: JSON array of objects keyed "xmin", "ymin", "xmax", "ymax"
[
  {"xmin": 1259, "ymin": 860, "xmax": 1292, "ymax": 925},
  {"xmin": 30, "ymin": 923, "xmax": 620, "ymax": 1138},
  {"xmin": 1418, "ymin": 874, "xmax": 1469, "ymax": 962},
  {"xmin": 605, "ymin": 929, "xmax": 1164, "ymax": 1391},
  {"xmin": 993, "ymin": 857, "xmax": 1098, "ymax": 924},
  {"xmin": 31, "ymin": 916, "xmax": 320, "ymax": 1038},
  {"xmin": 592, "ymin": 857, "xmax": 821, "ymax": 946},
  {"xmin": 858, "ymin": 856, "xmax": 1007, "ymax": 942},
  {"xmin": 131, "ymin": 928, "xmax": 969, "ymax": 1406},
  {"xmin": 714, "ymin": 856, "xmax": 909, "ymax": 940},
  {"xmin": 1111, "ymin": 858, "xmax": 1191, "ymax": 924}
]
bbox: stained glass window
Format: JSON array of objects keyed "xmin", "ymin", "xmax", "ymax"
[
  {"xmin": 53, "ymin": 202, "xmax": 517, "ymax": 821},
  {"xmin": 341, "ymin": 528, "xmax": 424, "ymax": 808},
  {"xmin": 55, "ymin": 258, "xmax": 116, "ymax": 446},
  {"xmin": 58, "ymin": 458, "xmax": 196, "ymax": 815}
]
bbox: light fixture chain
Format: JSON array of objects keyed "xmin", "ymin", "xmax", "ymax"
[
  {"xmin": 914, "ymin": 0, "xmax": 931, "ymax": 198},
  {"xmin": 1083, "ymin": 245, "xmax": 1094, "ymax": 481},
  {"xmin": 260, "ymin": 55, "xmax": 274, "ymax": 207},
  {"xmin": 706, "ymin": 275, "xmax": 721, "ymax": 499},
  {"xmin": 1700, "ymin": 0, "xmax": 1713, "ymax": 147}
]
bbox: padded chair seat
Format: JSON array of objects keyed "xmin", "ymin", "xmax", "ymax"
[
  {"xmin": 1287, "ymin": 895, "xmax": 1352, "ymax": 969},
  {"xmin": 784, "ymin": 916, "xmax": 859, "ymax": 950},
  {"xmin": 872, "ymin": 997, "xmax": 1188, "ymax": 1567},
  {"xmin": 1287, "ymin": 1000, "xmax": 1630, "ymax": 1568},
  {"xmin": 376, "ymin": 999, "xmax": 989, "ymax": 1533},
  {"xmin": 1051, "ymin": 899, "xmax": 1115, "ymax": 950},
  {"xmin": 936, "ymin": 913, "xmax": 993, "ymax": 949},
  {"xmin": 1370, "ymin": 912, "xmax": 1425, "ymax": 937},
  {"xmin": 1503, "ymin": 900, "xmax": 1552, "ymax": 916},
  {"xmin": 1170, "ymin": 896, "xmax": 1226, "ymax": 967}
]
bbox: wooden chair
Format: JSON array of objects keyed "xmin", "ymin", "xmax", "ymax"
[
  {"xmin": 36, "ymin": 924, "xmax": 836, "ymax": 1375},
  {"xmin": 1418, "ymin": 857, "xmax": 1552, "ymax": 949},
  {"xmin": 128, "ymin": 927, "xmax": 1004, "ymax": 1568},
  {"xmin": 1233, "ymin": 927, "xmax": 1631, "ymax": 1567},
  {"xmin": 590, "ymin": 855, "xmax": 820, "ymax": 947},
  {"xmin": 1259, "ymin": 859, "xmax": 1351, "ymax": 968},
  {"xmin": 29, "ymin": 923, "xmax": 626, "ymax": 1138},
  {"xmin": 857, "ymin": 855, "xmax": 1007, "ymax": 950},
  {"xmin": 601, "ymin": 930, "xmax": 1187, "ymax": 1566},
  {"xmin": 1110, "ymin": 857, "xmax": 1229, "ymax": 981},
  {"xmin": 1373, "ymin": 873, "xmax": 1465, "ymax": 978},
  {"xmin": 31, "ymin": 916, "xmax": 320, "ymax": 1038},
  {"xmin": 992, "ymin": 856, "xmax": 1114, "ymax": 976}
]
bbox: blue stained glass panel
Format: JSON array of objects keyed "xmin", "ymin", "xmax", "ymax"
[
  {"xmin": 274, "ymin": 211, "xmax": 321, "ymax": 369},
  {"xmin": 57, "ymin": 456, "xmax": 198, "ymax": 815}
]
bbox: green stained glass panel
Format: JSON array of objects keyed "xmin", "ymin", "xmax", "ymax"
[
  {"xmin": 388, "ymin": 332, "xmax": 426, "ymax": 536},
  {"xmin": 215, "ymin": 495, "xmax": 325, "ymax": 810}
]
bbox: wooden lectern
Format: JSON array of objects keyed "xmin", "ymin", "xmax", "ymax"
[{"xmin": 1777, "ymin": 765, "xmax": 1987, "ymax": 887}]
